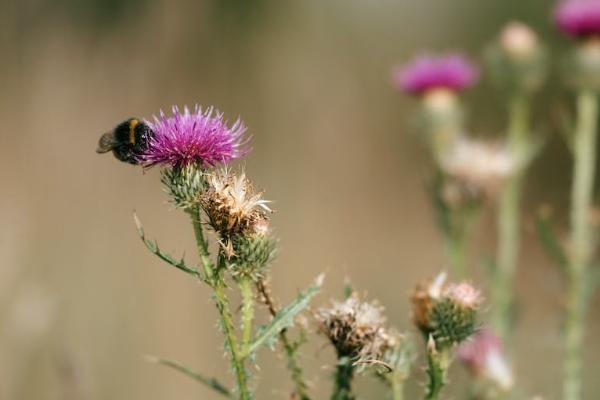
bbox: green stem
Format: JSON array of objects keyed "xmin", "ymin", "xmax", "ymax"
[
  {"xmin": 445, "ymin": 233, "xmax": 468, "ymax": 279},
  {"xmin": 424, "ymin": 348, "xmax": 450, "ymax": 400},
  {"xmin": 391, "ymin": 378, "xmax": 404, "ymax": 400},
  {"xmin": 331, "ymin": 356, "xmax": 355, "ymax": 400},
  {"xmin": 564, "ymin": 90, "xmax": 598, "ymax": 400},
  {"xmin": 239, "ymin": 278, "xmax": 255, "ymax": 355},
  {"xmin": 256, "ymin": 280, "xmax": 311, "ymax": 400},
  {"xmin": 190, "ymin": 208, "xmax": 251, "ymax": 400},
  {"xmin": 491, "ymin": 95, "xmax": 529, "ymax": 344}
]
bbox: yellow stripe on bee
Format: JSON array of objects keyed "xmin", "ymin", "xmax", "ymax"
[{"xmin": 129, "ymin": 119, "xmax": 139, "ymax": 144}]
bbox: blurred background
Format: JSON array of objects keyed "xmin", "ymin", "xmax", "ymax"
[{"xmin": 1, "ymin": 0, "xmax": 598, "ymax": 398}]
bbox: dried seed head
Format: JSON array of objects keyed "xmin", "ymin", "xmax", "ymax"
[
  {"xmin": 411, "ymin": 273, "xmax": 481, "ymax": 349},
  {"xmin": 457, "ymin": 329, "xmax": 514, "ymax": 390},
  {"xmin": 316, "ymin": 294, "xmax": 387, "ymax": 360},
  {"xmin": 200, "ymin": 169, "xmax": 271, "ymax": 238},
  {"xmin": 440, "ymin": 137, "xmax": 515, "ymax": 198}
]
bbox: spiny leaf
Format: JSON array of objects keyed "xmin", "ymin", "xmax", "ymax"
[
  {"xmin": 246, "ymin": 274, "xmax": 324, "ymax": 357},
  {"xmin": 146, "ymin": 356, "xmax": 231, "ymax": 398},
  {"xmin": 535, "ymin": 209, "xmax": 569, "ymax": 274},
  {"xmin": 134, "ymin": 213, "xmax": 203, "ymax": 280}
]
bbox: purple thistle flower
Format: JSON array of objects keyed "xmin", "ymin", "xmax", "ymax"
[
  {"xmin": 141, "ymin": 105, "xmax": 250, "ymax": 168},
  {"xmin": 555, "ymin": 0, "xmax": 600, "ymax": 38},
  {"xmin": 393, "ymin": 54, "xmax": 479, "ymax": 95}
]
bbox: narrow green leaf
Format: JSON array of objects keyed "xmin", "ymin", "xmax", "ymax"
[
  {"xmin": 146, "ymin": 356, "xmax": 231, "ymax": 398},
  {"xmin": 535, "ymin": 210, "xmax": 569, "ymax": 274},
  {"xmin": 246, "ymin": 274, "xmax": 324, "ymax": 357},
  {"xmin": 133, "ymin": 213, "xmax": 203, "ymax": 279}
]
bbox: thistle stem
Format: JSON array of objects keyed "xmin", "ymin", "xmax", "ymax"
[
  {"xmin": 391, "ymin": 378, "xmax": 404, "ymax": 400},
  {"xmin": 331, "ymin": 356, "xmax": 355, "ymax": 400},
  {"xmin": 564, "ymin": 90, "xmax": 598, "ymax": 400},
  {"xmin": 239, "ymin": 278, "xmax": 255, "ymax": 355},
  {"xmin": 190, "ymin": 208, "xmax": 251, "ymax": 400},
  {"xmin": 256, "ymin": 280, "xmax": 311, "ymax": 400},
  {"xmin": 491, "ymin": 94, "xmax": 529, "ymax": 344},
  {"xmin": 445, "ymin": 233, "xmax": 468, "ymax": 279},
  {"xmin": 424, "ymin": 348, "xmax": 450, "ymax": 400}
]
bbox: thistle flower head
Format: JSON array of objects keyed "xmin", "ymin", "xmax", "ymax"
[
  {"xmin": 500, "ymin": 22, "xmax": 539, "ymax": 58},
  {"xmin": 200, "ymin": 168, "xmax": 271, "ymax": 238},
  {"xmin": 458, "ymin": 329, "xmax": 514, "ymax": 390},
  {"xmin": 316, "ymin": 294, "xmax": 388, "ymax": 360},
  {"xmin": 555, "ymin": 0, "xmax": 600, "ymax": 38},
  {"xmin": 486, "ymin": 22, "xmax": 547, "ymax": 94},
  {"xmin": 411, "ymin": 273, "xmax": 481, "ymax": 349},
  {"xmin": 440, "ymin": 137, "xmax": 515, "ymax": 197},
  {"xmin": 393, "ymin": 54, "xmax": 479, "ymax": 95},
  {"xmin": 141, "ymin": 105, "xmax": 250, "ymax": 168}
]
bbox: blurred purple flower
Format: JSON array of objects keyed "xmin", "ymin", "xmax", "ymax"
[
  {"xmin": 141, "ymin": 105, "xmax": 250, "ymax": 168},
  {"xmin": 457, "ymin": 328, "xmax": 514, "ymax": 390},
  {"xmin": 555, "ymin": 0, "xmax": 600, "ymax": 38},
  {"xmin": 393, "ymin": 54, "xmax": 478, "ymax": 95}
]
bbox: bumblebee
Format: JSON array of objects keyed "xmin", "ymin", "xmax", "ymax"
[{"xmin": 96, "ymin": 118, "xmax": 154, "ymax": 164}]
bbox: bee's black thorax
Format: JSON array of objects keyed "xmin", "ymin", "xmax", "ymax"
[{"xmin": 110, "ymin": 118, "xmax": 154, "ymax": 164}]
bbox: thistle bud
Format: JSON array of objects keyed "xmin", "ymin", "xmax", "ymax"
[
  {"xmin": 411, "ymin": 273, "xmax": 481, "ymax": 349},
  {"xmin": 316, "ymin": 294, "xmax": 387, "ymax": 360},
  {"xmin": 160, "ymin": 163, "xmax": 206, "ymax": 210},
  {"xmin": 486, "ymin": 22, "xmax": 546, "ymax": 94},
  {"xmin": 567, "ymin": 38, "xmax": 600, "ymax": 90},
  {"xmin": 229, "ymin": 219, "xmax": 277, "ymax": 281},
  {"xmin": 200, "ymin": 169, "xmax": 271, "ymax": 238},
  {"xmin": 457, "ymin": 329, "xmax": 514, "ymax": 391}
]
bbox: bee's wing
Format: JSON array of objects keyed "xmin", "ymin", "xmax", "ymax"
[{"xmin": 96, "ymin": 131, "xmax": 116, "ymax": 153}]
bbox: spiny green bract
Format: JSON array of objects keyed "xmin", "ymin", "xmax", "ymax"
[
  {"xmin": 161, "ymin": 164, "xmax": 206, "ymax": 210},
  {"xmin": 427, "ymin": 298, "xmax": 476, "ymax": 348},
  {"xmin": 229, "ymin": 233, "xmax": 277, "ymax": 280}
]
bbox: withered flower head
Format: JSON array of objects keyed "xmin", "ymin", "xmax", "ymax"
[
  {"xmin": 200, "ymin": 169, "xmax": 271, "ymax": 238},
  {"xmin": 411, "ymin": 273, "xmax": 481, "ymax": 349},
  {"xmin": 316, "ymin": 294, "xmax": 387, "ymax": 360},
  {"xmin": 440, "ymin": 137, "xmax": 515, "ymax": 198}
]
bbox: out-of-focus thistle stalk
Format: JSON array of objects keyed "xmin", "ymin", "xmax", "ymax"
[
  {"xmin": 485, "ymin": 22, "xmax": 546, "ymax": 344},
  {"xmin": 491, "ymin": 94, "xmax": 529, "ymax": 342},
  {"xmin": 564, "ymin": 89, "xmax": 598, "ymax": 400},
  {"xmin": 553, "ymin": 2, "xmax": 600, "ymax": 396},
  {"xmin": 190, "ymin": 208, "xmax": 251, "ymax": 399},
  {"xmin": 393, "ymin": 54, "xmax": 479, "ymax": 278}
]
